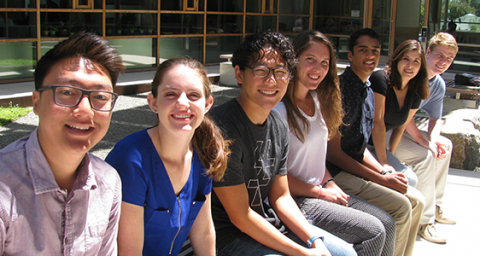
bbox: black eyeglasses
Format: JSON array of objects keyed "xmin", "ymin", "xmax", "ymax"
[
  {"xmin": 245, "ymin": 65, "xmax": 291, "ymax": 79},
  {"xmin": 37, "ymin": 85, "xmax": 118, "ymax": 112}
]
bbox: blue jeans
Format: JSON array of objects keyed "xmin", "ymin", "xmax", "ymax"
[
  {"xmin": 217, "ymin": 226, "xmax": 357, "ymax": 256},
  {"xmin": 368, "ymin": 145, "xmax": 419, "ymax": 188}
]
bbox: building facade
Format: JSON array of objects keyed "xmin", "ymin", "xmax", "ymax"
[{"xmin": 0, "ymin": 0, "xmax": 478, "ymax": 84}]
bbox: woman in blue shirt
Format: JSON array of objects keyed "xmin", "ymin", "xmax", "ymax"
[{"xmin": 106, "ymin": 58, "xmax": 229, "ymax": 255}]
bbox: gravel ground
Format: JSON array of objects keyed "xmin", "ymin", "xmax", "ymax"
[{"xmin": 0, "ymin": 85, "xmax": 240, "ymax": 159}]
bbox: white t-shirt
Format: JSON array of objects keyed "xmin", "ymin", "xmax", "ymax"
[{"xmin": 273, "ymin": 91, "xmax": 328, "ymax": 186}]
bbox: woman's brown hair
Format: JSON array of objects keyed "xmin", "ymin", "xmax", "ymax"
[
  {"xmin": 283, "ymin": 30, "xmax": 344, "ymax": 142},
  {"xmin": 151, "ymin": 58, "xmax": 230, "ymax": 181},
  {"xmin": 386, "ymin": 39, "xmax": 429, "ymax": 100}
]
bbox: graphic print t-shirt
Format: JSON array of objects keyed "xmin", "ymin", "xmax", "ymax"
[{"xmin": 209, "ymin": 99, "xmax": 289, "ymax": 249}]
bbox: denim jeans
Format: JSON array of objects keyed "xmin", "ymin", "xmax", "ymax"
[{"xmin": 217, "ymin": 226, "xmax": 357, "ymax": 256}]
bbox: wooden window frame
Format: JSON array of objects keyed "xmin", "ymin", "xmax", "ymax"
[
  {"xmin": 183, "ymin": 0, "xmax": 198, "ymax": 11},
  {"xmin": 74, "ymin": 0, "xmax": 93, "ymax": 9}
]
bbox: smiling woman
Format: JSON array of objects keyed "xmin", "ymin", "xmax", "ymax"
[{"xmin": 105, "ymin": 57, "xmax": 230, "ymax": 256}]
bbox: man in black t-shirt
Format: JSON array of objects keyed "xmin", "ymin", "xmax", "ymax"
[{"xmin": 210, "ymin": 31, "xmax": 355, "ymax": 256}]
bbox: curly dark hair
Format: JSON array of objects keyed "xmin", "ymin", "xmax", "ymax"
[
  {"xmin": 232, "ymin": 31, "xmax": 296, "ymax": 76},
  {"xmin": 34, "ymin": 32, "xmax": 124, "ymax": 90}
]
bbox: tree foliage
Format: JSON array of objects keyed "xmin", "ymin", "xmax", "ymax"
[{"xmin": 448, "ymin": 0, "xmax": 476, "ymax": 20}]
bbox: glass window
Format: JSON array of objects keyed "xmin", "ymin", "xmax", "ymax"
[
  {"xmin": 207, "ymin": 15, "xmax": 242, "ymax": 34},
  {"xmin": 161, "ymin": 14, "xmax": 203, "ymax": 35},
  {"xmin": 40, "ymin": 41, "xmax": 59, "ymax": 57},
  {"xmin": 108, "ymin": 38, "xmax": 157, "ymax": 69},
  {"xmin": 161, "ymin": 0, "xmax": 204, "ymax": 11},
  {"xmin": 372, "ymin": 0, "xmax": 391, "ymax": 56},
  {"xmin": 279, "ymin": 0, "xmax": 309, "ymax": 15},
  {"xmin": 0, "ymin": 0, "xmax": 35, "ymax": 8},
  {"xmin": 106, "ymin": 0, "xmax": 157, "ymax": 10},
  {"xmin": 279, "ymin": 16, "xmax": 309, "ymax": 33},
  {"xmin": 314, "ymin": 0, "xmax": 364, "ymax": 35},
  {"xmin": 246, "ymin": 0, "xmax": 262, "ymax": 13},
  {"xmin": 94, "ymin": 0, "xmax": 102, "ymax": 9},
  {"xmin": 327, "ymin": 36, "xmax": 349, "ymax": 60},
  {"xmin": 245, "ymin": 15, "xmax": 276, "ymax": 33},
  {"xmin": 205, "ymin": 36, "xmax": 242, "ymax": 63},
  {"xmin": 0, "ymin": 42, "xmax": 36, "ymax": 81},
  {"xmin": 106, "ymin": 13, "xmax": 157, "ymax": 36},
  {"xmin": 0, "ymin": 12, "xmax": 36, "ymax": 39},
  {"xmin": 159, "ymin": 37, "xmax": 203, "ymax": 62},
  {"xmin": 207, "ymin": 0, "xmax": 243, "ymax": 12},
  {"xmin": 41, "ymin": 12, "xmax": 102, "ymax": 37},
  {"xmin": 246, "ymin": 0, "xmax": 277, "ymax": 14},
  {"xmin": 40, "ymin": 0, "xmax": 72, "ymax": 9}
]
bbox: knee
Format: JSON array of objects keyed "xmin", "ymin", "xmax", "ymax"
[
  {"xmin": 407, "ymin": 188, "xmax": 426, "ymax": 213},
  {"xmin": 390, "ymin": 195, "xmax": 413, "ymax": 219},
  {"xmin": 406, "ymin": 168, "xmax": 418, "ymax": 188},
  {"xmin": 442, "ymin": 136, "xmax": 453, "ymax": 152}
]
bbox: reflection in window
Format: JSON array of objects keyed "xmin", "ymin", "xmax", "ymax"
[
  {"xmin": 160, "ymin": 37, "xmax": 203, "ymax": 62},
  {"xmin": 279, "ymin": 16, "xmax": 309, "ymax": 33},
  {"xmin": 106, "ymin": 0, "xmax": 157, "ymax": 10},
  {"xmin": 314, "ymin": 17, "xmax": 362, "ymax": 35},
  {"xmin": 207, "ymin": 15, "xmax": 242, "ymax": 34},
  {"xmin": 40, "ymin": 0, "xmax": 71, "ymax": 9},
  {"xmin": 108, "ymin": 38, "xmax": 157, "ymax": 69},
  {"xmin": 0, "ymin": 0, "xmax": 35, "ymax": 8},
  {"xmin": 0, "ymin": 12, "xmax": 36, "ymax": 39},
  {"xmin": 106, "ymin": 13, "xmax": 156, "ymax": 36},
  {"xmin": 161, "ymin": 0, "xmax": 204, "ymax": 11},
  {"xmin": 207, "ymin": 0, "xmax": 242, "ymax": 12},
  {"xmin": 279, "ymin": 0, "xmax": 309, "ymax": 15},
  {"xmin": 161, "ymin": 14, "xmax": 203, "ymax": 35},
  {"xmin": 327, "ymin": 36, "xmax": 349, "ymax": 60},
  {"xmin": 246, "ymin": 15, "xmax": 276, "ymax": 33},
  {"xmin": 0, "ymin": 42, "xmax": 36, "ymax": 80},
  {"xmin": 205, "ymin": 36, "xmax": 242, "ymax": 63},
  {"xmin": 40, "ymin": 41, "xmax": 58, "ymax": 59},
  {"xmin": 314, "ymin": 0, "xmax": 364, "ymax": 35},
  {"xmin": 246, "ymin": 0, "xmax": 276, "ymax": 14},
  {"xmin": 41, "ymin": 12, "xmax": 102, "ymax": 37}
]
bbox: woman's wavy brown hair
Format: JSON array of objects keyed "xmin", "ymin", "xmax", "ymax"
[
  {"xmin": 386, "ymin": 39, "xmax": 429, "ymax": 100},
  {"xmin": 151, "ymin": 58, "xmax": 230, "ymax": 181},
  {"xmin": 283, "ymin": 30, "xmax": 344, "ymax": 142}
]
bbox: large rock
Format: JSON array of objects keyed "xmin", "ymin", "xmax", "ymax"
[{"xmin": 441, "ymin": 108, "xmax": 480, "ymax": 171}]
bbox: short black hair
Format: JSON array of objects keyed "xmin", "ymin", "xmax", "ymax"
[
  {"xmin": 232, "ymin": 31, "xmax": 296, "ymax": 73},
  {"xmin": 349, "ymin": 28, "xmax": 381, "ymax": 53},
  {"xmin": 34, "ymin": 32, "xmax": 124, "ymax": 90}
]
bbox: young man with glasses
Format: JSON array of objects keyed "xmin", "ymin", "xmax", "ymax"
[
  {"xmin": 209, "ymin": 31, "xmax": 355, "ymax": 256},
  {"xmin": 0, "ymin": 32, "xmax": 124, "ymax": 255}
]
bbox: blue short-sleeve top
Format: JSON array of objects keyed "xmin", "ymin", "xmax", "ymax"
[{"xmin": 106, "ymin": 129, "xmax": 212, "ymax": 256}]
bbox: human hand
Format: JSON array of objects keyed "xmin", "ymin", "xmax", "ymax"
[
  {"xmin": 303, "ymin": 239, "xmax": 331, "ymax": 256},
  {"xmin": 435, "ymin": 141, "xmax": 449, "ymax": 160},
  {"xmin": 381, "ymin": 172, "xmax": 408, "ymax": 194},
  {"xmin": 382, "ymin": 164, "xmax": 396, "ymax": 174},
  {"xmin": 319, "ymin": 187, "xmax": 349, "ymax": 206}
]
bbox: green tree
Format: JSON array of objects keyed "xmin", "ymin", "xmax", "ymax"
[
  {"xmin": 448, "ymin": 0, "xmax": 476, "ymax": 20},
  {"xmin": 470, "ymin": 0, "xmax": 480, "ymax": 16}
]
